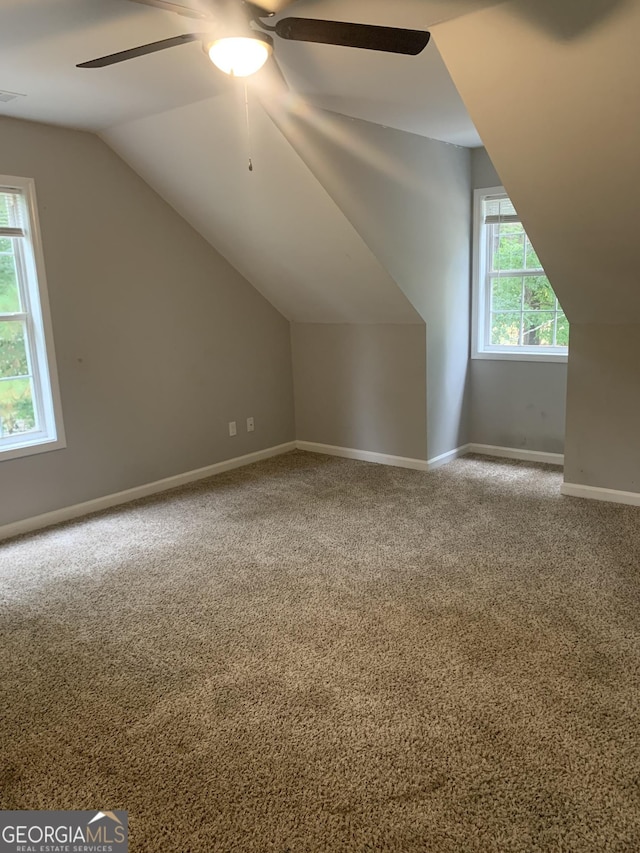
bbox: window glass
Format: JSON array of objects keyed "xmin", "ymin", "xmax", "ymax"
[
  {"xmin": 0, "ymin": 179, "xmax": 65, "ymax": 458},
  {"xmin": 474, "ymin": 188, "xmax": 569, "ymax": 360}
]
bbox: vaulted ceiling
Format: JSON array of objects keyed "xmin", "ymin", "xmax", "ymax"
[
  {"xmin": 2, "ymin": 0, "xmax": 638, "ymax": 326},
  {"xmin": 0, "ymin": 0, "xmax": 487, "ymax": 323},
  {"xmin": 436, "ymin": 0, "xmax": 640, "ymax": 323},
  {"xmin": 0, "ymin": 0, "xmax": 486, "ymax": 144},
  {"xmin": 102, "ymin": 93, "xmax": 422, "ymax": 323}
]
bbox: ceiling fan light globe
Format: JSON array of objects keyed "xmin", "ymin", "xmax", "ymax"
[{"xmin": 208, "ymin": 36, "xmax": 272, "ymax": 77}]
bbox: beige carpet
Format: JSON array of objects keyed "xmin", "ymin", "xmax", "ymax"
[{"xmin": 1, "ymin": 451, "xmax": 639, "ymax": 852}]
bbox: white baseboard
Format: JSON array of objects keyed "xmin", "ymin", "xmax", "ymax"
[
  {"xmin": 0, "ymin": 441, "xmax": 296, "ymax": 543},
  {"xmin": 296, "ymin": 441, "xmax": 565, "ymax": 470},
  {"xmin": 0, "ymin": 438, "xmax": 580, "ymax": 543},
  {"xmin": 468, "ymin": 443, "xmax": 564, "ymax": 467},
  {"xmin": 295, "ymin": 440, "xmax": 471, "ymax": 472},
  {"xmin": 561, "ymin": 482, "xmax": 640, "ymax": 507},
  {"xmin": 427, "ymin": 444, "xmax": 471, "ymax": 470},
  {"xmin": 295, "ymin": 440, "xmax": 429, "ymax": 471}
]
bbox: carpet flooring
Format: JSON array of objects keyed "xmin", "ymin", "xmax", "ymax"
[{"xmin": 1, "ymin": 451, "xmax": 639, "ymax": 852}]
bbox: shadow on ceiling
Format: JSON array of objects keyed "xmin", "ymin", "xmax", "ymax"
[
  {"xmin": 0, "ymin": 0, "xmax": 150, "ymax": 49},
  {"xmin": 428, "ymin": 0, "xmax": 630, "ymax": 40},
  {"xmin": 506, "ymin": 0, "xmax": 630, "ymax": 40}
]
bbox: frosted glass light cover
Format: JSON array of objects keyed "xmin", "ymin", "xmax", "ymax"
[{"xmin": 208, "ymin": 37, "xmax": 271, "ymax": 77}]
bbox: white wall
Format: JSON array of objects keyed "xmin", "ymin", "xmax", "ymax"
[{"xmin": 0, "ymin": 117, "xmax": 294, "ymax": 527}]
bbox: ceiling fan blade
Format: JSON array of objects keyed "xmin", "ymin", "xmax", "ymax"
[
  {"xmin": 77, "ymin": 33, "xmax": 206, "ymax": 68},
  {"xmin": 274, "ymin": 18, "xmax": 430, "ymax": 55},
  {"xmin": 127, "ymin": 0, "xmax": 212, "ymax": 20}
]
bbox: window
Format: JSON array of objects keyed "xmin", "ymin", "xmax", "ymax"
[
  {"xmin": 472, "ymin": 186, "xmax": 568, "ymax": 361},
  {"xmin": 0, "ymin": 176, "xmax": 65, "ymax": 460}
]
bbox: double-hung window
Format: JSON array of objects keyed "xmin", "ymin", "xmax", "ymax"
[
  {"xmin": 472, "ymin": 186, "xmax": 568, "ymax": 361},
  {"xmin": 0, "ymin": 176, "xmax": 65, "ymax": 460}
]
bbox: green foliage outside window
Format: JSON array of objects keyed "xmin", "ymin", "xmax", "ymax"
[
  {"xmin": 0, "ymin": 238, "xmax": 36, "ymax": 435},
  {"xmin": 489, "ymin": 223, "xmax": 568, "ymax": 348},
  {"xmin": 0, "ymin": 239, "xmax": 20, "ymax": 312}
]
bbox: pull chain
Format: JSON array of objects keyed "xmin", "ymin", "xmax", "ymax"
[{"xmin": 244, "ymin": 82, "xmax": 253, "ymax": 172}]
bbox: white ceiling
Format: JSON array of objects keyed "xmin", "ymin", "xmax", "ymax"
[
  {"xmin": 0, "ymin": 0, "xmax": 501, "ymax": 325},
  {"xmin": 3, "ymin": 0, "xmax": 632, "ymax": 329},
  {"xmin": 0, "ymin": 0, "xmax": 490, "ymax": 146},
  {"xmin": 102, "ymin": 91, "xmax": 422, "ymax": 323}
]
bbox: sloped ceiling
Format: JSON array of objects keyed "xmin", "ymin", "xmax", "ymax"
[
  {"xmin": 0, "ymin": 0, "xmax": 228, "ymax": 128},
  {"xmin": 102, "ymin": 92, "xmax": 421, "ymax": 323},
  {"xmin": 268, "ymin": 0, "xmax": 492, "ymax": 147},
  {"xmin": 264, "ymin": 104, "xmax": 471, "ymax": 323},
  {"xmin": 4, "ymin": 0, "xmax": 635, "ymax": 329},
  {"xmin": 434, "ymin": 0, "xmax": 640, "ymax": 323},
  {"xmin": 0, "ymin": 0, "xmax": 484, "ymax": 144},
  {"xmin": 0, "ymin": 0, "xmax": 494, "ymax": 327}
]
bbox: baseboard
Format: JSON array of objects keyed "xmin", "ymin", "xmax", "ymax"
[
  {"xmin": 468, "ymin": 443, "xmax": 564, "ymax": 467},
  {"xmin": 295, "ymin": 441, "xmax": 430, "ymax": 471},
  {"xmin": 561, "ymin": 482, "xmax": 640, "ymax": 507},
  {"xmin": 0, "ymin": 441, "xmax": 297, "ymax": 543},
  {"xmin": 295, "ymin": 440, "xmax": 471, "ymax": 472},
  {"xmin": 0, "ymin": 438, "xmax": 575, "ymax": 543},
  {"xmin": 427, "ymin": 444, "xmax": 471, "ymax": 471}
]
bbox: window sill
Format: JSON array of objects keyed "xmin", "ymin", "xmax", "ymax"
[
  {"xmin": 472, "ymin": 351, "xmax": 568, "ymax": 364},
  {"xmin": 0, "ymin": 435, "xmax": 66, "ymax": 462}
]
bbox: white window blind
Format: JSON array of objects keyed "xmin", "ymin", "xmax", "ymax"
[
  {"xmin": 483, "ymin": 196, "xmax": 519, "ymax": 225},
  {"xmin": 0, "ymin": 188, "xmax": 26, "ymax": 238}
]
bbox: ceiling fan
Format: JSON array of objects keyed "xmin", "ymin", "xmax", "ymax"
[{"xmin": 77, "ymin": 0, "xmax": 431, "ymax": 79}]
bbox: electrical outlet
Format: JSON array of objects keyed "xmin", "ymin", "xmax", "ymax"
[
  {"xmin": 247, "ymin": 417, "xmax": 254, "ymax": 433},
  {"xmin": 228, "ymin": 421, "xmax": 237, "ymax": 437}
]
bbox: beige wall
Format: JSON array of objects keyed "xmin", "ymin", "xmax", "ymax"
[
  {"xmin": 102, "ymin": 96, "xmax": 421, "ymax": 325},
  {"xmin": 271, "ymin": 109, "xmax": 472, "ymax": 459},
  {"xmin": 470, "ymin": 145, "xmax": 501, "ymax": 188},
  {"xmin": 564, "ymin": 325, "xmax": 640, "ymax": 492},
  {"xmin": 438, "ymin": 5, "xmax": 640, "ymax": 489},
  {"xmin": 436, "ymin": 0, "xmax": 640, "ymax": 324},
  {"xmin": 291, "ymin": 324, "xmax": 427, "ymax": 460},
  {"xmin": 0, "ymin": 117, "xmax": 294, "ymax": 527},
  {"xmin": 471, "ymin": 360, "xmax": 566, "ymax": 454}
]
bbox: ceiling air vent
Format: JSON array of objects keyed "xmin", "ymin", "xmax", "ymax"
[{"xmin": 0, "ymin": 90, "xmax": 26, "ymax": 103}]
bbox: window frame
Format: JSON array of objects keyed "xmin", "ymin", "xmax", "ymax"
[
  {"xmin": 472, "ymin": 185, "xmax": 568, "ymax": 363},
  {"xmin": 0, "ymin": 175, "xmax": 65, "ymax": 461}
]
